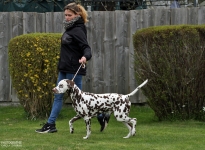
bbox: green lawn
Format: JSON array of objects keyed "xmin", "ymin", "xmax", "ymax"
[{"xmin": 0, "ymin": 105, "xmax": 205, "ymax": 150}]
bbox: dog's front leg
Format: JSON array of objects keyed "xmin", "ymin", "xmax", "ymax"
[
  {"xmin": 69, "ymin": 115, "xmax": 81, "ymax": 134},
  {"xmin": 83, "ymin": 118, "xmax": 91, "ymax": 139}
]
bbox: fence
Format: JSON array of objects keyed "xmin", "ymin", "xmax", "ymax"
[
  {"xmin": 0, "ymin": 7, "xmax": 205, "ymax": 105},
  {"xmin": 0, "ymin": 0, "xmax": 148, "ymax": 12}
]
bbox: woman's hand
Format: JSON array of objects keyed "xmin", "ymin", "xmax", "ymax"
[{"xmin": 79, "ymin": 56, "xmax": 87, "ymax": 64}]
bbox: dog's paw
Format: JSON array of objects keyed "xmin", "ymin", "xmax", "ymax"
[
  {"xmin": 70, "ymin": 128, "xmax": 74, "ymax": 134},
  {"xmin": 123, "ymin": 133, "xmax": 132, "ymax": 138},
  {"xmin": 132, "ymin": 131, "xmax": 136, "ymax": 136},
  {"xmin": 132, "ymin": 129, "xmax": 136, "ymax": 136},
  {"xmin": 83, "ymin": 136, "xmax": 88, "ymax": 139}
]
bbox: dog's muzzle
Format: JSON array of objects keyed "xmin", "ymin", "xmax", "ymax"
[{"xmin": 52, "ymin": 88, "xmax": 59, "ymax": 94}]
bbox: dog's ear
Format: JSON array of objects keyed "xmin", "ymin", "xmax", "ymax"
[
  {"xmin": 70, "ymin": 80, "xmax": 75, "ymax": 87},
  {"xmin": 66, "ymin": 80, "xmax": 75, "ymax": 88}
]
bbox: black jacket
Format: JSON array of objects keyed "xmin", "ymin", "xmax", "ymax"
[{"xmin": 58, "ymin": 17, "xmax": 92, "ymax": 75}]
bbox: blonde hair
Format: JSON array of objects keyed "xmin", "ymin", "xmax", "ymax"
[{"xmin": 64, "ymin": 3, "xmax": 88, "ymax": 23}]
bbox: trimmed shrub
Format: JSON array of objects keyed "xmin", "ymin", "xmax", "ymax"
[
  {"xmin": 133, "ymin": 25, "xmax": 205, "ymax": 121},
  {"xmin": 8, "ymin": 33, "xmax": 61, "ymax": 119}
]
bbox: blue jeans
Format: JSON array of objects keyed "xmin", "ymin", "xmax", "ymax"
[{"xmin": 47, "ymin": 72, "xmax": 82, "ymax": 124}]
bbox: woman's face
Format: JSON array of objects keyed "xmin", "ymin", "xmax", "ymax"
[{"xmin": 64, "ymin": 9, "xmax": 78, "ymax": 22}]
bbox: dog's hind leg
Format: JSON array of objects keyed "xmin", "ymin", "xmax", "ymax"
[
  {"xmin": 123, "ymin": 118, "xmax": 137, "ymax": 138},
  {"xmin": 124, "ymin": 118, "xmax": 137, "ymax": 138},
  {"xmin": 115, "ymin": 115, "xmax": 132, "ymax": 138},
  {"xmin": 130, "ymin": 118, "xmax": 137, "ymax": 136},
  {"xmin": 83, "ymin": 118, "xmax": 91, "ymax": 139},
  {"xmin": 123, "ymin": 122, "xmax": 132, "ymax": 138},
  {"xmin": 115, "ymin": 115, "xmax": 137, "ymax": 138},
  {"xmin": 69, "ymin": 115, "xmax": 81, "ymax": 134}
]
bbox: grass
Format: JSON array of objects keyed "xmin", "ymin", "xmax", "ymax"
[{"xmin": 0, "ymin": 105, "xmax": 205, "ymax": 150}]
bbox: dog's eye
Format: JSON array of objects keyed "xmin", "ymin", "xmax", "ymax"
[{"xmin": 59, "ymin": 84, "xmax": 63, "ymax": 88}]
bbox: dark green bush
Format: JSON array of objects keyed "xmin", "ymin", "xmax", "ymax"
[
  {"xmin": 8, "ymin": 33, "xmax": 61, "ymax": 119},
  {"xmin": 133, "ymin": 25, "xmax": 205, "ymax": 121}
]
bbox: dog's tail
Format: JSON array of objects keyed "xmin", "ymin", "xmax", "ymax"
[{"xmin": 128, "ymin": 79, "xmax": 148, "ymax": 97}]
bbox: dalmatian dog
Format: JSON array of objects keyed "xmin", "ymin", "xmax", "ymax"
[{"xmin": 52, "ymin": 79, "xmax": 148, "ymax": 139}]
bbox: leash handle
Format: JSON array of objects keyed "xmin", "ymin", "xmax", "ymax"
[{"xmin": 72, "ymin": 63, "xmax": 85, "ymax": 81}]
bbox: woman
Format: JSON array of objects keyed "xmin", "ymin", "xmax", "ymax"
[{"xmin": 35, "ymin": 2, "xmax": 109, "ymax": 133}]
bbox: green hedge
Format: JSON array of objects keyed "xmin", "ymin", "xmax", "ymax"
[
  {"xmin": 133, "ymin": 25, "xmax": 205, "ymax": 121},
  {"xmin": 8, "ymin": 33, "xmax": 62, "ymax": 119}
]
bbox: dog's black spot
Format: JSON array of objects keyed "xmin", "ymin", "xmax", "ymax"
[
  {"xmin": 115, "ymin": 101, "xmax": 120, "ymax": 105},
  {"xmin": 103, "ymin": 96, "xmax": 109, "ymax": 99}
]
